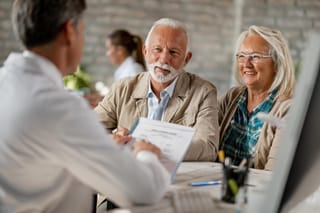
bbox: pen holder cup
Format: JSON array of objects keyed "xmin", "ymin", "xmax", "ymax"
[{"xmin": 221, "ymin": 166, "xmax": 248, "ymax": 204}]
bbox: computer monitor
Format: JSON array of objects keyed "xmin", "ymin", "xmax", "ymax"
[{"xmin": 249, "ymin": 33, "xmax": 320, "ymax": 213}]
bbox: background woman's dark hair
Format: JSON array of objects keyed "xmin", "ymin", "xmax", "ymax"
[
  {"xmin": 108, "ymin": 29, "xmax": 146, "ymax": 71},
  {"xmin": 11, "ymin": 0, "xmax": 86, "ymax": 48}
]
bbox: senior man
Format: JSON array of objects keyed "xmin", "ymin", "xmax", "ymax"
[{"xmin": 95, "ymin": 18, "xmax": 219, "ymax": 161}]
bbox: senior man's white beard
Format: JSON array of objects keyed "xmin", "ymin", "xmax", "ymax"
[{"xmin": 147, "ymin": 62, "xmax": 183, "ymax": 83}]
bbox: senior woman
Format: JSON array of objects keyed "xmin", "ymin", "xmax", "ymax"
[{"xmin": 219, "ymin": 25, "xmax": 295, "ymax": 170}]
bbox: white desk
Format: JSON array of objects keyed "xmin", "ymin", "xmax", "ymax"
[{"xmin": 108, "ymin": 162, "xmax": 273, "ymax": 213}]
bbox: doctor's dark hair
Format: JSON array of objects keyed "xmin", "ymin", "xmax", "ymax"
[
  {"xmin": 11, "ymin": 0, "xmax": 86, "ymax": 48},
  {"xmin": 108, "ymin": 29, "xmax": 146, "ymax": 71}
]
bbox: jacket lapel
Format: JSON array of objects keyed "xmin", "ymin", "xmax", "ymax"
[
  {"xmin": 132, "ymin": 73, "xmax": 149, "ymax": 118},
  {"xmin": 135, "ymin": 98, "xmax": 148, "ymax": 117},
  {"xmin": 163, "ymin": 96, "xmax": 183, "ymax": 122}
]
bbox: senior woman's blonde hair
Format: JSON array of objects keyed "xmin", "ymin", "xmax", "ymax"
[{"xmin": 233, "ymin": 25, "xmax": 295, "ymax": 100}]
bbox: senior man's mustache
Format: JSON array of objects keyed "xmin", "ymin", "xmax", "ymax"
[{"xmin": 150, "ymin": 62, "xmax": 179, "ymax": 73}]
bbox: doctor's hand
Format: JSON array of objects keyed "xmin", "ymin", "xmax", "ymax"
[{"xmin": 133, "ymin": 140, "xmax": 161, "ymax": 159}]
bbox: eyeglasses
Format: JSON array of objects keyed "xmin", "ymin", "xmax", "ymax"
[{"xmin": 235, "ymin": 53, "xmax": 272, "ymax": 64}]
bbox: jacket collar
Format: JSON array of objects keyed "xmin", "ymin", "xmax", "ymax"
[
  {"xmin": 131, "ymin": 72, "xmax": 150, "ymax": 99},
  {"xmin": 131, "ymin": 71, "xmax": 189, "ymax": 121}
]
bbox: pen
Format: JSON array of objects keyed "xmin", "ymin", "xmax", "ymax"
[
  {"xmin": 238, "ymin": 158, "xmax": 247, "ymax": 168},
  {"xmin": 224, "ymin": 157, "xmax": 231, "ymax": 168},
  {"xmin": 129, "ymin": 119, "xmax": 140, "ymax": 135},
  {"xmin": 235, "ymin": 158, "xmax": 247, "ymax": 172},
  {"xmin": 191, "ymin": 180, "xmax": 222, "ymax": 187},
  {"xmin": 218, "ymin": 150, "xmax": 225, "ymax": 163}
]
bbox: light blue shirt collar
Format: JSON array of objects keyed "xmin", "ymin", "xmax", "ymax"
[
  {"xmin": 147, "ymin": 77, "xmax": 178, "ymax": 99},
  {"xmin": 147, "ymin": 77, "xmax": 178, "ymax": 119}
]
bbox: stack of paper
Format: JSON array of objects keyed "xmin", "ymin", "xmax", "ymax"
[{"xmin": 129, "ymin": 118, "xmax": 195, "ymax": 182}]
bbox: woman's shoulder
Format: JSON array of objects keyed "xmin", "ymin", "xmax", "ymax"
[
  {"xmin": 218, "ymin": 86, "xmax": 245, "ymax": 115},
  {"xmin": 271, "ymin": 97, "xmax": 293, "ymax": 116},
  {"xmin": 274, "ymin": 96, "xmax": 292, "ymax": 108},
  {"xmin": 220, "ymin": 86, "xmax": 245, "ymax": 101}
]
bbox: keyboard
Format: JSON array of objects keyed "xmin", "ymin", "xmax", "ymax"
[{"xmin": 172, "ymin": 189, "xmax": 216, "ymax": 213}]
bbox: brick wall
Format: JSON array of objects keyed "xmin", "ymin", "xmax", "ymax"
[
  {"xmin": 83, "ymin": 0, "xmax": 236, "ymax": 93},
  {"xmin": 0, "ymin": 0, "xmax": 319, "ymax": 95},
  {"xmin": 242, "ymin": 0, "xmax": 320, "ymax": 65}
]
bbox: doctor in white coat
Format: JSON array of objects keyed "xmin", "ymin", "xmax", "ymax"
[{"xmin": 0, "ymin": 1, "xmax": 170, "ymax": 213}]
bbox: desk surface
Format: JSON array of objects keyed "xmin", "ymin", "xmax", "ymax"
[{"xmin": 108, "ymin": 162, "xmax": 273, "ymax": 213}]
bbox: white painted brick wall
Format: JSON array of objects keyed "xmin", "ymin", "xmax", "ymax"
[{"xmin": 0, "ymin": 0, "xmax": 319, "ymax": 95}]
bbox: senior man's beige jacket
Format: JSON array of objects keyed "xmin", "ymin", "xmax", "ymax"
[{"xmin": 95, "ymin": 71, "xmax": 219, "ymax": 161}]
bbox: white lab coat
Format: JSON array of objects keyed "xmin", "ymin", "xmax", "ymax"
[{"xmin": 0, "ymin": 51, "xmax": 169, "ymax": 213}]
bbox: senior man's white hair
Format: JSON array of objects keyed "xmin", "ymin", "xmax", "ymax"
[{"xmin": 144, "ymin": 18, "xmax": 190, "ymax": 53}]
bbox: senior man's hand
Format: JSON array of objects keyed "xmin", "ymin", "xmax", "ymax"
[{"xmin": 112, "ymin": 126, "xmax": 132, "ymax": 145}]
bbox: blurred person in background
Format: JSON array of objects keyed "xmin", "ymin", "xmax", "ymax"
[
  {"xmin": 106, "ymin": 29, "xmax": 146, "ymax": 80},
  {"xmin": 219, "ymin": 25, "xmax": 295, "ymax": 170}
]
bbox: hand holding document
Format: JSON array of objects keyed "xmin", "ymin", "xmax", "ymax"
[{"xmin": 129, "ymin": 118, "xmax": 195, "ymax": 182}]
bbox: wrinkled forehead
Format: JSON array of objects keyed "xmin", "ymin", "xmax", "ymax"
[{"xmin": 148, "ymin": 26, "xmax": 188, "ymax": 49}]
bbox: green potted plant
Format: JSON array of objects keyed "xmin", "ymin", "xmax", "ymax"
[{"xmin": 63, "ymin": 65, "xmax": 92, "ymax": 95}]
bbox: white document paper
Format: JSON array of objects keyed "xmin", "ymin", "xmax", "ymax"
[{"xmin": 129, "ymin": 118, "xmax": 195, "ymax": 182}]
